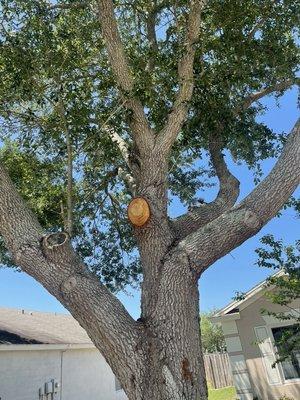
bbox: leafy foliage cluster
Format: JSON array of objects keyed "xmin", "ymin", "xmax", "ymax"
[
  {"xmin": 0, "ymin": 0, "xmax": 299, "ymax": 290},
  {"xmin": 200, "ymin": 310, "xmax": 226, "ymax": 354}
]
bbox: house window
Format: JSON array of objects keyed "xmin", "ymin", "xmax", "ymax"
[{"xmin": 272, "ymin": 325, "xmax": 300, "ymax": 380}]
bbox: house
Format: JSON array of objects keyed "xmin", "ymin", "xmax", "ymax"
[
  {"xmin": 211, "ymin": 274, "xmax": 300, "ymax": 400},
  {"xmin": 0, "ymin": 307, "xmax": 128, "ymax": 400}
]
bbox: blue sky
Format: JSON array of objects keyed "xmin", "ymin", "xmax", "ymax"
[{"xmin": 0, "ymin": 88, "xmax": 298, "ymax": 319}]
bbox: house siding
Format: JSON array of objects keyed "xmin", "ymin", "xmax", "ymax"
[
  {"xmin": 0, "ymin": 347, "xmax": 128, "ymax": 400},
  {"xmin": 236, "ymin": 296, "xmax": 300, "ymax": 400}
]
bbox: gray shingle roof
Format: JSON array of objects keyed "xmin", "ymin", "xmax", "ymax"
[{"xmin": 0, "ymin": 307, "xmax": 92, "ymax": 345}]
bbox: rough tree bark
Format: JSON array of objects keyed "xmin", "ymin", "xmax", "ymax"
[{"xmin": 0, "ymin": 1, "xmax": 299, "ymax": 400}]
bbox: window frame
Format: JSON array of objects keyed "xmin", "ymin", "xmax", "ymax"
[{"xmin": 270, "ymin": 324, "xmax": 300, "ymax": 383}]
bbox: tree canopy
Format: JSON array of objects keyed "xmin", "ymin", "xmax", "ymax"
[{"xmin": 0, "ymin": 0, "xmax": 299, "ymax": 291}]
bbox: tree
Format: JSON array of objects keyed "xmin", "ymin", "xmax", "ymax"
[
  {"xmin": 200, "ymin": 311, "xmax": 226, "ymax": 354},
  {"xmin": 0, "ymin": 1, "xmax": 299, "ymax": 399}
]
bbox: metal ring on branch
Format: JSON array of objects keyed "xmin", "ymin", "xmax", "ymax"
[{"xmin": 127, "ymin": 197, "xmax": 150, "ymax": 227}]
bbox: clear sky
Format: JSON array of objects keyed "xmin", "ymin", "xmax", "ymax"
[{"xmin": 0, "ymin": 88, "xmax": 298, "ymax": 319}]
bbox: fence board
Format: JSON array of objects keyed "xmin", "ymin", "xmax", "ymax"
[{"xmin": 204, "ymin": 352, "xmax": 233, "ymax": 389}]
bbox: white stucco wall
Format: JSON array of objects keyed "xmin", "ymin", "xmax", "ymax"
[{"xmin": 0, "ymin": 345, "xmax": 128, "ymax": 400}]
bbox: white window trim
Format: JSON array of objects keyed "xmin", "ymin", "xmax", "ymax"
[{"xmin": 267, "ymin": 323, "xmax": 300, "ymax": 385}]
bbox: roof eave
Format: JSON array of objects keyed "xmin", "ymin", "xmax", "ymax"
[
  {"xmin": 0, "ymin": 343, "xmax": 95, "ymax": 352},
  {"xmin": 210, "ymin": 312, "xmax": 241, "ymax": 323},
  {"xmin": 212, "ymin": 270, "xmax": 285, "ymax": 318}
]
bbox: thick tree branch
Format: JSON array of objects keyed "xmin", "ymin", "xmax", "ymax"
[
  {"xmin": 88, "ymin": 101, "xmax": 132, "ymax": 169},
  {"xmin": 96, "ymin": 0, "xmax": 154, "ymax": 153},
  {"xmin": 66, "ymin": 130, "xmax": 73, "ymax": 236},
  {"xmin": 103, "ymin": 127, "xmax": 137, "ymax": 192},
  {"xmin": 146, "ymin": 6, "xmax": 159, "ymax": 71},
  {"xmin": 57, "ymin": 94, "xmax": 74, "ymax": 237},
  {"xmin": 87, "ymin": 113, "xmax": 137, "ymax": 191},
  {"xmin": 178, "ymin": 119, "xmax": 300, "ymax": 274},
  {"xmin": 147, "ymin": 10, "xmax": 158, "ymax": 52},
  {"xmin": 118, "ymin": 167, "xmax": 137, "ymax": 195},
  {"xmin": 156, "ymin": 0, "xmax": 205, "ymax": 153},
  {"xmin": 105, "ymin": 127, "xmax": 131, "ymax": 168},
  {"xmin": 171, "ymin": 135, "xmax": 240, "ymax": 240},
  {"xmin": 0, "ymin": 164, "xmax": 141, "ymax": 386},
  {"xmin": 236, "ymin": 78, "xmax": 300, "ymax": 113}
]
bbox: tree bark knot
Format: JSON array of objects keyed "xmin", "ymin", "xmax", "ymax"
[
  {"xmin": 43, "ymin": 232, "xmax": 69, "ymax": 249},
  {"xmin": 181, "ymin": 358, "xmax": 193, "ymax": 383},
  {"xmin": 243, "ymin": 209, "xmax": 261, "ymax": 230},
  {"xmin": 61, "ymin": 275, "xmax": 77, "ymax": 295}
]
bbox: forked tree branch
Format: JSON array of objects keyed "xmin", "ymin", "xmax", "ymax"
[
  {"xmin": 156, "ymin": 0, "xmax": 205, "ymax": 153},
  {"xmin": 172, "ymin": 78, "xmax": 299, "ymax": 239},
  {"xmin": 0, "ymin": 164, "xmax": 141, "ymax": 384},
  {"xmin": 172, "ymin": 134, "xmax": 240, "ymax": 240},
  {"xmin": 96, "ymin": 0, "xmax": 154, "ymax": 154},
  {"xmin": 178, "ymin": 119, "xmax": 300, "ymax": 274}
]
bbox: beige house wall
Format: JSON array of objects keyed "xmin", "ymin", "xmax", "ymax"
[
  {"xmin": 236, "ymin": 296, "xmax": 300, "ymax": 400},
  {"xmin": 0, "ymin": 346, "xmax": 128, "ymax": 400}
]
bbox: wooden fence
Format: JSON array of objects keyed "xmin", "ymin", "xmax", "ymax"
[{"xmin": 204, "ymin": 352, "xmax": 233, "ymax": 389}]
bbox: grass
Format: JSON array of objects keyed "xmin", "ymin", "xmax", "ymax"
[{"xmin": 208, "ymin": 386, "xmax": 237, "ymax": 400}]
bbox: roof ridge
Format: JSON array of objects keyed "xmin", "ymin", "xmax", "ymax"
[{"xmin": 213, "ymin": 270, "xmax": 285, "ymax": 317}]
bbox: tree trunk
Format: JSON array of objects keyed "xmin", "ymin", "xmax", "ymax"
[{"xmin": 122, "ymin": 251, "xmax": 208, "ymax": 400}]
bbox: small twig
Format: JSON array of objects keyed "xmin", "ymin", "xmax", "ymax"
[
  {"xmin": 247, "ymin": 17, "xmax": 267, "ymax": 39},
  {"xmin": 107, "ymin": 190, "xmax": 126, "ymax": 253},
  {"xmin": 60, "ymin": 200, "xmax": 67, "ymax": 229}
]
